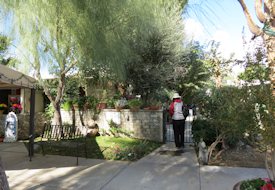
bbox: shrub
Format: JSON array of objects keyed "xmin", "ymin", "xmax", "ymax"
[
  {"xmin": 61, "ymin": 101, "xmax": 72, "ymax": 111},
  {"xmin": 128, "ymin": 99, "xmax": 142, "ymax": 108},
  {"xmin": 43, "ymin": 103, "xmax": 54, "ymax": 121},
  {"xmin": 192, "ymin": 119, "xmax": 216, "ymax": 146}
]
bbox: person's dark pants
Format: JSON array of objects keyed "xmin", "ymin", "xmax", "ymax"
[{"xmin": 172, "ymin": 119, "xmax": 185, "ymax": 148}]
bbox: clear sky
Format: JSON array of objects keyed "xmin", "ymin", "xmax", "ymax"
[{"xmin": 184, "ymin": 0, "xmax": 261, "ymax": 59}]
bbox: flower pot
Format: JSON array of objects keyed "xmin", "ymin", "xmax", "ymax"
[
  {"xmin": 149, "ymin": 106, "xmax": 161, "ymax": 110},
  {"xmin": 97, "ymin": 103, "xmax": 107, "ymax": 110},
  {"xmin": 130, "ymin": 107, "xmax": 140, "ymax": 112}
]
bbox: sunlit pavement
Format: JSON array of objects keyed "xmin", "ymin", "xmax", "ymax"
[{"xmin": 1, "ymin": 116, "xmax": 268, "ymax": 190}]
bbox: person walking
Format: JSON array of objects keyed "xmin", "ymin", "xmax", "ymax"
[{"xmin": 169, "ymin": 92, "xmax": 186, "ymax": 149}]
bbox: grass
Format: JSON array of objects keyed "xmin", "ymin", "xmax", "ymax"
[{"xmin": 27, "ymin": 136, "xmax": 163, "ymax": 161}]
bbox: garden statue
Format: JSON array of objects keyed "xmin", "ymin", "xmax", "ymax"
[
  {"xmin": 198, "ymin": 138, "xmax": 208, "ymax": 165},
  {"xmin": 4, "ymin": 108, "xmax": 18, "ymax": 142},
  {"xmin": 126, "ymin": 84, "xmax": 134, "ymax": 96}
]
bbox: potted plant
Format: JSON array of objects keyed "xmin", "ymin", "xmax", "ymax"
[
  {"xmin": 11, "ymin": 103, "xmax": 22, "ymax": 114},
  {"xmin": 128, "ymin": 99, "xmax": 142, "ymax": 112},
  {"xmin": 0, "ymin": 103, "xmax": 7, "ymax": 114},
  {"xmin": 233, "ymin": 178, "xmax": 274, "ymax": 190}
]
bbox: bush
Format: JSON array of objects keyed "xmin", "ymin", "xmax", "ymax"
[
  {"xmin": 61, "ymin": 101, "xmax": 72, "ymax": 111},
  {"xmin": 192, "ymin": 119, "xmax": 216, "ymax": 146},
  {"xmin": 128, "ymin": 99, "xmax": 142, "ymax": 108},
  {"xmin": 43, "ymin": 103, "xmax": 54, "ymax": 121}
]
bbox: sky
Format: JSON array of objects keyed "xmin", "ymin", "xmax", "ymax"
[
  {"xmin": 1, "ymin": 0, "xmax": 262, "ymax": 78},
  {"xmin": 184, "ymin": 0, "xmax": 261, "ymax": 60}
]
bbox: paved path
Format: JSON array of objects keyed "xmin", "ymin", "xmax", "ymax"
[{"xmin": 1, "ymin": 141, "xmax": 268, "ymax": 190}]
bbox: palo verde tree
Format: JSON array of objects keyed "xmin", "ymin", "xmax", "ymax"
[
  {"xmin": 1, "ymin": 1, "xmax": 84, "ymax": 125},
  {"xmin": 1, "ymin": 0, "xmax": 188, "ymax": 125},
  {"xmin": 237, "ymin": 0, "xmax": 275, "ymax": 181}
]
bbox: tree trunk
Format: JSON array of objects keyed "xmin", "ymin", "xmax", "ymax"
[
  {"xmin": 208, "ymin": 134, "xmax": 223, "ymax": 162},
  {"xmin": 52, "ymin": 102, "xmax": 62, "ymax": 126}
]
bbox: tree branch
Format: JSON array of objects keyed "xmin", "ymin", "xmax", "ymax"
[
  {"xmin": 264, "ymin": 0, "xmax": 275, "ymax": 19},
  {"xmin": 255, "ymin": 0, "xmax": 266, "ymax": 23},
  {"xmin": 237, "ymin": 0, "xmax": 262, "ymax": 36}
]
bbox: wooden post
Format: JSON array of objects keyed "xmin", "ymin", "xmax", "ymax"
[{"xmin": 29, "ymin": 88, "xmax": 35, "ymax": 161}]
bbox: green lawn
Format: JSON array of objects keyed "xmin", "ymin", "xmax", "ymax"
[{"xmin": 30, "ymin": 136, "xmax": 163, "ymax": 161}]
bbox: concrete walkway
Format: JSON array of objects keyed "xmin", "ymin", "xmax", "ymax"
[{"xmin": 1, "ymin": 141, "xmax": 268, "ymax": 190}]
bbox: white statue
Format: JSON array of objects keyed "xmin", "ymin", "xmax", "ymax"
[
  {"xmin": 4, "ymin": 109, "xmax": 18, "ymax": 142},
  {"xmin": 198, "ymin": 138, "xmax": 208, "ymax": 165}
]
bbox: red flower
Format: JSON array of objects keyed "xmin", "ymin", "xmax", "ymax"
[
  {"xmin": 12, "ymin": 104, "xmax": 22, "ymax": 111},
  {"xmin": 261, "ymin": 183, "xmax": 275, "ymax": 190}
]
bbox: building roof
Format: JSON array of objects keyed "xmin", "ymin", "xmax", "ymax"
[{"xmin": 0, "ymin": 64, "xmax": 36, "ymax": 89}]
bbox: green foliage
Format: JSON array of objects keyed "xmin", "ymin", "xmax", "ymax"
[
  {"xmin": 0, "ymin": 34, "xmax": 15, "ymax": 66},
  {"xmin": 203, "ymin": 41, "xmax": 233, "ymax": 88},
  {"xmin": 192, "ymin": 119, "xmax": 216, "ymax": 146},
  {"xmin": 31, "ymin": 136, "xmax": 162, "ymax": 161},
  {"xmin": 86, "ymin": 96, "xmax": 99, "ymax": 110},
  {"xmin": 61, "ymin": 101, "xmax": 72, "ymax": 111},
  {"xmin": 198, "ymin": 86, "xmax": 262, "ymax": 148},
  {"xmin": 170, "ymin": 42, "xmax": 210, "ymax": 104},
  {"xmin": 2, "ymin": 0, "xmax": 188, "ymax": 123},
  {"xmin": 128, "ymin": 99, "xmax": 143, "ymax": 108},
  {"xmin": 101, "ymin": 138, "xmax": 162, "ymax": 161},
  {"xmin": 238, "ymin": 42, "xmax": 269, "ymax": 83},
  {"xmin": 240, "ymin": 178, "xmax": 266, "ymax": 190},
  {"xmin": 43, "ymin": 103, "xmax": 54, "ymax": 121}
]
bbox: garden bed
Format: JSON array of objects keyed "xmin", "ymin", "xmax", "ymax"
[
  {"xmin": 208, "ymin": 147, "xmax": 266, "ymax": 168},
  {"xmin": 27, "ymin": 136, "xmax": 162, "ymax": 161}
]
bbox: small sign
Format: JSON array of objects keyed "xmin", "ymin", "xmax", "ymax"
[{"xmin": 4, "ymin": 111, "xmax": 18, "ymax": 142}]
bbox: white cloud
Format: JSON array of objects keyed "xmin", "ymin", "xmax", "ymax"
[
  {"xmin": 184, "ymin": 18, "xmax": 204, "ymax": 41},
  {"xmin": 210, "ymin": 30, "xmax": 245, "ymax": 59}
]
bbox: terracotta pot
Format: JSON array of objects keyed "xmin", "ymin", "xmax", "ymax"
[
  {"xmin": 97, "ymin": 103, "xmax": 107, "ymax": 110},
  {"xmin": 0, "ymin": 137, "xmax": 4, "ymax": 142},
  {"xmin": 149, "ymin": 106, "xmax": 161, "ymax": 110},
  {"xmin": 115, "ymin": 106, "xmax": 123, "ymax": 112},
  {"xmin": 130, "ymin": 107, "xmax": 140, "ymax": 112}
]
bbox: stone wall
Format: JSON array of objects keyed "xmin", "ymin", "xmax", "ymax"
[
  {"xmin": 0, "ymin": 113, "xmax": 45, "ymax": 140},
  {"xmin": 61, "ymin": 109, "xmax": 164, "ymax": 142},
  {"xmin": 0, "ymin": 110, "xmax": 164, "ymax": 142}
]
